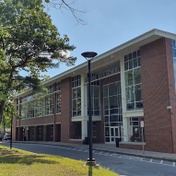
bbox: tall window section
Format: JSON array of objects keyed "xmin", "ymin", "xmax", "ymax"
[
  {"xmin": 72, "ymin": 75, "xmax": 81, "ymax": 117},
  {"xmin": 19, "ymin": 81, "xmax": 61, "ymax": 119},
  {"xmin": 45, "ymin": 95, "xmax": 54, "ymax": 115},
  {"xmin": 87, "ymin": 81, "xmax": 100, "ymax": 116},
  {"xmin": 104, "ymin": 82, "xmax": 122, "ymax": 126},
  {"xmin": 104, "ymin": 82, "xmax": 122, "ymax": 142},
  {"xmin": 124, "ymin": 50, "xmax": 143, "ymax": 110},
  {"xmin": 56, "ymin": 82, "xmax": 61, "ymax": 114}
]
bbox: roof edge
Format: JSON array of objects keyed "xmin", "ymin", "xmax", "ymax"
[{"xmin": 15, "ymin": 29, "xmax": 176, "ymax": 98}]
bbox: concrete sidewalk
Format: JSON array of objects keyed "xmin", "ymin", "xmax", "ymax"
[
  {"xmin": 92, "ymin": 143, "xmax": 176, "ymax": 162},
  {"xmin": 20, "ymin": 141, "xmax": 176, "ymax": 162}
]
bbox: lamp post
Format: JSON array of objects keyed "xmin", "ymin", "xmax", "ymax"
[
  {"xmin": 10, "ymin": 113, "xmax": 13, "ymax": 150},
  {"xmin": 81, "ymin": 51, "xmax": 97, "ymax": 165}
]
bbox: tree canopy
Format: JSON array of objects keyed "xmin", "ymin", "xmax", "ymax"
[{"xmin": 0, "ymin": 0, "xmax": 76, "ymax": 123}]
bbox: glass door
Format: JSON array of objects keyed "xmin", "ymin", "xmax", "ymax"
[{"xmin": 110, "ymin": 127, "xmax": 120, "ymax": 143}]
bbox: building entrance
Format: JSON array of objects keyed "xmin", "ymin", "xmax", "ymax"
[
  {"xmin": 103, "ymin": 81, "xmax": 123, "ymax": 144},
  {"xmin": 110, "ymin": 127, "xmax": 120, "ymax": 143}
]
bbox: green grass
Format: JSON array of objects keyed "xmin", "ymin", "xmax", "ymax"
[{"xmin": 0, "ymin": 146, "xmax": 119, "ymax": 176}]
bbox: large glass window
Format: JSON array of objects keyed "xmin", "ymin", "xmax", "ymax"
[
  {"xmin": 103, "ymin": 82, "xmax": 123, "ymax": 142},
  {"xmin": 124, "ymin": 50, "xmax": 143, "ymax": 110},
  {"xmin": 44, "ymin": 95, "xmax": 54, "ymax": 115},
  {"xmin": 19, "ymin": 82, "xmax": 61, "ymax": 119},
  {"xmin": 87, "ymin": 81, "xmax": 100, "ymax": 116},
  {"xmin": 72, "ymin": 75, "xmax": 81, "ymax": 117},
  {"xmin": 129, "ymin": 117, "xmax": 144, "ymax": 142},
  {"xmin": 56, "ymin": 92, "xmax": 61, "ymax": 114},
  {"xmin": 56, "ymin": 81, "xmax": 61, "ymax": 114},
  {"xmin": 36, "ymin": 98, "xmax": 45, "ymax": 117}
]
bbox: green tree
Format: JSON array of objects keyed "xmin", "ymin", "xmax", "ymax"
[{"xmin": 0, "ymin": 0, "xmax": 76, "ymax": 123}]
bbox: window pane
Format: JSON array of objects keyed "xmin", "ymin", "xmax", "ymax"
[
  {"xmin": 77, "ymin": 88, "xmax": 81, "ymax": 98},
  {"xmin": 103, "ymin": 86, "xmax": 108, "ymax": 97},
  {"xmin": 135, "ymin": 85, "xmax": 142, "ymax": 101},
  {"xmin": 109, "ymin": 83, "xmax": 117, "ymax": 96},
  {"xmin": 127, "ymin": 103, "xmax": 134, "ymax": 110},
  {"xmin": 137, "ymin": 50, "xmax": 140, "ymax": 57},
  {"xmin": 126, "ymin": 86, "xmax": 134, "ymax": 103},
  {"xmin": 173, "ymin": 49, "xmax": 176, "ymax": 57},
  {"xmin": 133, "ymin": 58, "xmax": 138, "ymax": 68},
  {"xmin": 111, "ymin": 128, "xmax": 114, "ymax": 136},
  {"xmin": 124, "ymin": 62, "xmax": 128, "ymax": 71},
  {"xmin": 110, "ymin": 115, "xmax": 118, "ymax": 122},
  {"xmin": 124, "ymin": 55, "xmax": 128, "ymax": 62},
  {"xmin": 137, "ymin": 57, "xmax": 141, "ymax": 66},
  {"xmin": 136, "ymin": 102, "xmax": 143, "ymax": 109},
  {"xmin": 133, "ymin": 51, "xmax": 136, "ymax": 58},
  {"xmin": 104, "ymin": 98, "xmax": 109, "ymax": 109},
  {"xmin": 129, "ymin": 60, "xmax": 133, "ymax": 69},
  {"xmin": 94, "ymin": 86, "xmax": 99, "ymax": 98},
  {"xmin": 105, "ymin": 116, "xmax": 109, "ymax": 123},
  {"xmin": 105, "ymin": 110, "xmax": 109, "ymax": 115},
  {"xmin": 125, "ymin": 71, "xmax": 133, "ymax": 86},
  {"xmin": 73, "ymin": 100, "xmax": 76, "ymax": 111},
  {"xmin": 110, "ymin": 96, "xmax": 117, "ymax": 109},
  {"xmin": 134, "ymin": 68, "xmax": 141, "ymax": 84},
  {"xmin": 94, "ymin": 111, "xmax": 99, "ymax": 115},
  {"xmin": 94, "ymin": 99, "xmax": 99, "ymax": 109},
  {"xmin": 110, "ymin": 108, "xmax": 118, "ymax": 114},
  {"xmin": 77, "ymin": 99, "xmax": 81, "ymax": 110},
  {"xmin": 72, "ymin": 89, "xmax": 77, "ymax": 99}
]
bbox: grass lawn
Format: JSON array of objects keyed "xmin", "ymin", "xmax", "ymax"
[{"xmin": 0, "ymin": 146, "xmax": 119, "ymax": 176}]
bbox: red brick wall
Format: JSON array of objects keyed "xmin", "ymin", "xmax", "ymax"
[
  {"xmin": 20, "ymin": 115, "xmax": 54, "ymax": 126},
  {"xmin": 15, "ymin": 77, "xmax": 72, "ymax": 143},
  {"xmin": 165, "ymin": 39, "xmax": 176, "ymax": 153},
  {"xmin": 96, "ymin": 121, "xmax": 105, "ymax": 143},
  {"xmin": 60, "ymin": 77, "xmax": 72, "ymax": 142},
  {"xmin": 141, "ymin": 38, "xmax": 175, "ymax": 153},
  {"xmin": 120, "ymin": 143, "xmax": 143, "ymax": 150}
]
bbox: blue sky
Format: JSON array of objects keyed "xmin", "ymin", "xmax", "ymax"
[{"xmin": 44, "ymin": 0, "xmax": 176, "ymax": 77}]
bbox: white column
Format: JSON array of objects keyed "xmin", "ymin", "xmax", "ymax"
[
  {"xmin": 123, "ymin": 117, "xmax": 129, "ymax": 141},
  {"xmin": 120, "ymin": 58, "xmax": 128, "ymax": 142},
  {"xmin": 81, "ymin": 74, "xmax": 88, "ymax": 139}
]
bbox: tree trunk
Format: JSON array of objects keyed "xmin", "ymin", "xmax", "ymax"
[
  {"xmin": 2, "ymin": 115, "xmax": 6, "ymax": 135},
  {"xmin": 0, "ymin": 100, "xmax": 5, "ymax": 124}
]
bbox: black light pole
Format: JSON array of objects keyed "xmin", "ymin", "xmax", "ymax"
[
  {"xmin": 81, "ymin": 51, "xmax": 97, "ymax": 165},
  {"xmin": 10, "ymin": 114, "xmax": 13, "ymax": 150}
]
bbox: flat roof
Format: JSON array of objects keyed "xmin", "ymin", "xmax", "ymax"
[{"xmin": 16, "ymin": 29, "xmax": 176, "ymax": 97}]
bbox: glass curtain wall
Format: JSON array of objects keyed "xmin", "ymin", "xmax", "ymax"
[
  {"xmin": 87, "ymin": 80, "xmax": 100, "ymax": 116},
  {"xmin": 124, "ymin": 50, "xmax": 143, "ymax": 110},
  {"xmin": 19, "ymin": 82, "xmax": 61, "ymax": 119},
  {"xmin": 72, "ymin": 75, "xmax": 81, "ymax": 117},
  {"xmin": 104, "ymin": 81, "xmax": 122, "ymax": 143}
]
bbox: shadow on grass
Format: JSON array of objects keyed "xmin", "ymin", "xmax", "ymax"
[{"xmin": 0, "ymin": 149, "xmax": 59, "ymax": 165}]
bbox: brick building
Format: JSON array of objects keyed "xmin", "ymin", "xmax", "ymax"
[{"xmin": 13, "ymin": 29, "xmax": 176, "ymax": 153}]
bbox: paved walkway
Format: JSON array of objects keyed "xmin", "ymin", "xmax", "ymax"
[{"xmin": 20, "ymin": 141, "xmax": 176, "ymax": 162}]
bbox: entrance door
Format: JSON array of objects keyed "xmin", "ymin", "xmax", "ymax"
[{"xmin": 110, "ymin": 127, "xmax": 120, "ymax": 143}]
